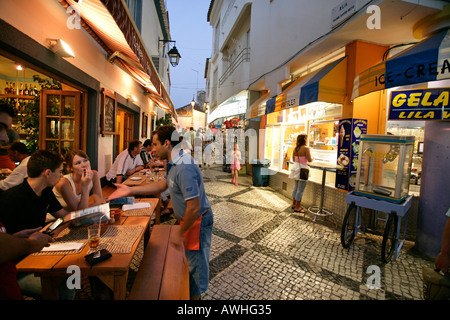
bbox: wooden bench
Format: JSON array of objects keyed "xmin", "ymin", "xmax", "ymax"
[{"xmin": 128, "ymin": 225, "xmax": 189, "ymax": 300}]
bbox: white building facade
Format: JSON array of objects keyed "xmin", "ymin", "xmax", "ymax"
[{"xmin": 0, "ymin": 0, "xmax": 178, "ymax": 178}]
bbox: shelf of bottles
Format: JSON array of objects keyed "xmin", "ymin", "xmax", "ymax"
[{"xmin": 0, "ymin": 81, "xmax": 38, "ymax": 113}]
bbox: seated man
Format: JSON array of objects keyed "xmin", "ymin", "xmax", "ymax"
[
  {"xmin": 106, "ymin": 140, "xmax": 144, "ymax": 185},
  {"xmin": 140, "ymin": 139, "xmax": 153, "ymax": 168},
  {"xmin": 0, "ymin": 103, "xmax": 14, "ymax": 145},
  {"xmin": 0, "ymin": 224, "xmax": 54, "ymax": 300},
  {"xmin": 0, "ymin": 141, "xmax": 30, "ymax": 191},
  {"xmin": 0, "ymin": 149, "xmax": 73, "ymax": 299},
  {"xmin": 0, "ymin": 129, "xmax": 20, "ymax": 171},
  {"xmin": 0, "ymin": 149, "xmax": 69, "ymax": 234}
]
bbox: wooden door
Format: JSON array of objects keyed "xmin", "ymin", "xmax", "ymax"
[
  {"xmin": 115, "ymin": 108, "xmax": 134, "ymax": 155},
  {"xmin": 40, "ymin": 90, "xmax": 81, "ymax": 155}
]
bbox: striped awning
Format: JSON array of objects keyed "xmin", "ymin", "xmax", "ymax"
[
  {"xmin": 58, "ymin": 0, "xmax": 177, "ymax": 119},
  {"xmin": 265, "ymin": 56, "xmax": 347, "ymax": 114},
  {"xmin": 352, "ymin": 28, "xmax": 450, "ymax": 100},
  {"xmin": 246, "ymin": 93, "xmax": 270, "ymax": 119}
]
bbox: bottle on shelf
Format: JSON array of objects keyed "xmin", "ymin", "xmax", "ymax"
[
  {"xmin": 10, "ymin": 82, "xmax": 15, "ymax": 95},
  {"xmin": 5, "ymin": 82, "xmax": 9, "ymax": 94},
  {"xmin": 19, "ymin": 83, "xmax": 23, "ymax": 95},
  {"xmin": 24, "ymin": 84, "xmax": 28, "ymax": 96}
]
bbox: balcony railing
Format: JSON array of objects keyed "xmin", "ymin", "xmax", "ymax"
[{"xmin": 219, "ymin": 47, "xmax": 250, "ymax": 86}]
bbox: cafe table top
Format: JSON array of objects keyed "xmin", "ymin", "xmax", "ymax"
[
  {"xmin": 307, "ymin": 161, "xmax": 344, "ymax": 171},
  {"xmin": 123, "ymin": 169, "xmax": 166, "ymax": 186},
  {"xmin": 16, "ymin": 204, "xmax": 154, "ymax": 300}
]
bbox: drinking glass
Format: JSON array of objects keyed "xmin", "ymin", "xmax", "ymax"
[{"xmin": 88, "ymin": 224, "xmax": 101, "ymax": 250}]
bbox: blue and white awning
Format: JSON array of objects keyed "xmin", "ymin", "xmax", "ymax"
[
  {"xmin": 264, "ymin": 56, "xmax": 347, "ymax": 115},
  {"xmin": 352, "ymin": 28, "xmax": 450, "ymax": 100}
]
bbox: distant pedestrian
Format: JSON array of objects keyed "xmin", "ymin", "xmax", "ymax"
[{"xmin": 230, "ymin": 142, "xmax": 241, "ymax": 186}]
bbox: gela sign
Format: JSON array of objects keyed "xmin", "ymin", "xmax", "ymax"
[{"xmin": 389, "ymin": 88, "xmax": 449, "ymax": 121}]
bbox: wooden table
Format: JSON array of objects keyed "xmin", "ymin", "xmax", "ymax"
[
  {"xmin": 123, "ymin": 170, "xmax": 165, "ymax": 224},
  {"xmin": 16, "ymin": 203, "xmax": 155, "ymax": 300}
]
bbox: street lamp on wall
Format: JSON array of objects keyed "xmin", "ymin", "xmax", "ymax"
[{"xmin": 159, "ymin": 40, "xmax": 181, "ymax": 67}]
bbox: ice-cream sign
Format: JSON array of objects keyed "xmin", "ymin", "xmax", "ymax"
[{"xmin": 388, "ymin": 88, "xmax": 449, "ymax": 120}]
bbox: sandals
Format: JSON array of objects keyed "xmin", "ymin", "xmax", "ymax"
[{"xmin": 294, "ymin": 208, "xmax": 306, "ymax": 213}]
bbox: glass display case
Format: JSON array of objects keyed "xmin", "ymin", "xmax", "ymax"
[{"xmin": 354, "ymin": 134, "xmax": 415, "ymax": 203}]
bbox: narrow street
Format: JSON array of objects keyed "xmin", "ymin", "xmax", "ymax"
[{"xmin": 138, "ymin": 166, "xmax": 433, "ymax": 300}]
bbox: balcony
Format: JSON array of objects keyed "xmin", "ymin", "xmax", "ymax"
[{"xmin": 219, "ymin": 47, "xmax": 250, "ymax": 86}]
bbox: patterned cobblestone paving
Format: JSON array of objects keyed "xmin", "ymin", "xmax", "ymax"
[
  {"xmin": 199, "ymin": 166, "xmax": 434, "ymax": 300},
  {"xmin": 75, "ymin": 165, "xmax": 434, "ymax": 300}
]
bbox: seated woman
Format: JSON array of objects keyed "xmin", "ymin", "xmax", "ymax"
[{"xmin": 53, "ymin": 150, "xmax": 104, "ymax": 211}]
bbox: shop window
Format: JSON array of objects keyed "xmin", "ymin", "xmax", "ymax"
[
  {"xmin": 264, "ymin": 102, "xmax": 343, "ymax": 176},
  {"xmin": 283, "ymin": 124, "xmax": 306, "ymax": 170}
]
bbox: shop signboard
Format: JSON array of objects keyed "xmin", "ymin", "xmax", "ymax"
[
  {"xmin": 335, "ymin": 118, "xmax": 368, "ymax": 191},
  {"xmin": 389, "ymin": 88, "xmax": 450, "ymax": 121}
]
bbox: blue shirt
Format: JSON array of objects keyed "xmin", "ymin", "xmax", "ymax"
[{"xmin": 164, "ymin": 150, "xmax": 211, "ymax": 220}]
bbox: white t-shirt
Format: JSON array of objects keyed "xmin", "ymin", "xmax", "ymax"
[
  {"xmin": 106, "ymin": 149, "xmax": 143, "ymax": 181},
  {"xmin": 0, "ymin": 156, "xmax": 30, "ymax": 191}
]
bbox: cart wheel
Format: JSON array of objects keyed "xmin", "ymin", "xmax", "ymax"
[
  {"xmin": 341, "ymin": 203, "xmax": 358, "ymax": 249},
  {"xmin": 381, "ymin": 213, "xmax": 398, "ymax": 263}
]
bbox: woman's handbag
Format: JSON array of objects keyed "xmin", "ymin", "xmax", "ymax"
[
  {"xmin": 289, "ymin": 162, "xmax": 309, "ymax": 180},
  {"xmin": 300, "ymin": 166, "xmax": 309, "ymax": 180}
]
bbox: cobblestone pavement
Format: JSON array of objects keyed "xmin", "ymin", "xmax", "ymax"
[
  {"xmin": 198, "ymin": 166, "xmax": 434, "ymax": 300},
  {"xmin": 76, "ymin": 165, "xmax": 434, "ymax": 300}
]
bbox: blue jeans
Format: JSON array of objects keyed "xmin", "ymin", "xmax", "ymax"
[
  {"xmin": 292, "ymin": 180, "xmax": 307, "ymax": 201},
  {"xmin": 185, "ymin": 209, "xmax": 213, "ymax": 297}
]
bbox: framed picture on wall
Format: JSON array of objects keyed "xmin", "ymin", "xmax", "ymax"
[
  {"xmin": 141, "ymin": 112, "xmax": 148, "ymax": 138},
  {"xmin": 101, "ymin": 88, "xmax": 116, "ymax": 136}
]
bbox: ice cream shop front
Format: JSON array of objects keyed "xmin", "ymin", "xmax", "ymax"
[{"xmin": 257, "ymin": 25, "xmax": 450, "ymax": 248}]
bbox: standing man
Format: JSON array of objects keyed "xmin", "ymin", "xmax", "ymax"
[
  {"xmin": 108, "ymin": 125, "xmax": 213, "ymax": 300},
  {"xmin": 106, "ymin": 140, "xmax": 144, "ymax": 185},
  {"xmin": 0, "ymin": 141, "xmax": 30, "ymax": 191}
]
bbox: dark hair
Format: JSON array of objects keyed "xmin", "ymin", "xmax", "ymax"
[
  {"xmin": 128, "ymin": 139, "xmax": 142, "ymax": 152},
  {"xmin": 143, "ymin": 139, "xmax": 152, "ymax": 147},
  {"xmin": 9, "ymin": 141, "xmax": 28, "ymax": 155},
  {"xmin": 153, "ymin": 125, "xmax": 181, "ymax": 147},
  {"xmin": 64, "ymin": 149, "xmax": 89, "ymax": 173},
  {"xmin": 27, "ymin": 150, "xmax": 63, "ymax": 178},
  {"xmin": 295, "ymin": 134, "xmax": 307, "ymax": 152},
  {"xmin": 0, "ymin": 103, "xmax": 15, "ymax": 118}
]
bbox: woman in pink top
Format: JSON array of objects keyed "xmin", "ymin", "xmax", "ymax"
[
  {"xmin": 230, "ymin": 142, "xmax": 241, "ymax": 186},
  {"xmin": 291, "ymin": 135, "xmax": 313, "ymax": 213}
]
